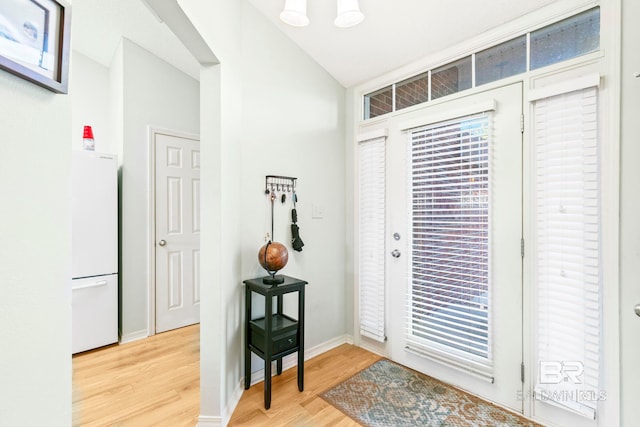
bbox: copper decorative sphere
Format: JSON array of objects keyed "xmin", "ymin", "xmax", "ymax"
[{"xmin": 258, "ymin": 241, "xmax": 289, "ymax": 274}]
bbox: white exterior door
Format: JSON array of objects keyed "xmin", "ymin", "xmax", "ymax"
[
  {"xmin": 155, "ymin": 132, "xmax": 200, "ymax": 333},
  {"xmin": 386, "ymin": 83, "xmax": 524, "ymax": 412}
]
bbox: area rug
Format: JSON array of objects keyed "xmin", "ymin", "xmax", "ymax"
[{"xmin": 320, "ymin": 359, "xmax": 540, "ymax": 427}]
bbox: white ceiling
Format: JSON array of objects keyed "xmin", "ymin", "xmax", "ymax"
[
  {"xmin": 71, "ymin": 0, "xmax": 201, "ymax": 80},
  {"xmin": 72, "ymin": 0, "xmax": 560, "ymax": 88},
  {"xmin": 247, "ymin": 0, "xmax": 560, "ymax": 87}
]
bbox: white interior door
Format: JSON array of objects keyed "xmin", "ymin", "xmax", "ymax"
[
  {"xmin": 386, "ymin": 83, "xmax": 524, "ymax": 412},
  {"xmin": 155, "ymin": 132, "xmax": 200, "ymax": 333}
]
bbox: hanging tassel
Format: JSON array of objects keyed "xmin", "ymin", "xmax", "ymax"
[
  {"xmin": 291, "ymin": 190, "xmax": 304, "ymax": 251},
  {"xmin": 291, "ymin": 209, "xmax": 304, "ymax": 252}
]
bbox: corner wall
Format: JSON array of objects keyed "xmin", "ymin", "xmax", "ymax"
[
  {"xmin": 117, "ymin": 39, "xmax": 200, "ymax": 340},
  {"xmin": 178, "ymin": 0, "xmax": 348, "ymax": 422},
  {"xmin": 238, "ymin": 0, "xmax": 347, "ymax": 353},
  {"xmin": 0, "ymin": 56, "xmax": 72, "ymax": 425}
]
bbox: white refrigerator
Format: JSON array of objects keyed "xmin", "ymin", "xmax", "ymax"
[{"xmin": 71, "ymin": 151, "xmax": 118, "ymax": 354}]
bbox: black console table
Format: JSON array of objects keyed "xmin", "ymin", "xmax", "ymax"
[{"xmin": 243, "ymin": 275, "xmax": 308, "ymax": 409}]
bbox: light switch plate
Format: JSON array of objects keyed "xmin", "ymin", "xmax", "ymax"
[{"xmin": 312, "ymin": 204, "xmax": 324, "ymax": 219}]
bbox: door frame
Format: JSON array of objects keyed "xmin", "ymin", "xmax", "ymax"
[
  {"xmin": 351, "ymin": 3, "xmax": 621, "ymax": 425},
  {"xmin": 147, "ymin": 126, "xmax": 201, "ymax": 336},
  {"xmin": 352, "ymin": 73, "xmax": 620, "ymax": 427}
]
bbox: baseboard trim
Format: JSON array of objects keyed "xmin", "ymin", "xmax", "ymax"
[
  {"xmin": 357, "ymin": 340, "xmax": 390, "ymax": 359},
  {"xmin": 223, "ymin": 379, "xmax": 245, "ymax": 426},
  {"xmin": 119, "ymin": 329, "xmax": 148, "ymax": 344},
  {"xmin": 312, "ymin": 334, "xmax": 354, "ymax": 357},
  {"xmin": 197, "ymin": 415, "xmax": 223, "ymax": 427},
  {"xmin": 209, "ymin": 334, "xmax": 356, "ymax": 424}
]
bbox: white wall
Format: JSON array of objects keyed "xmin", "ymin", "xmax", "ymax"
[
  {"xmin": 179, "ymin": 2, "xmax": 242, "ymax": 421},
  {"xmin": 230, "ymin": 3, "xmax": 348, "ymax": 416},
  {"xmin": 619, "ymin": 0, "xmax": 640, "ymax": 423},
  {"xmin": 239, "ymin": 0, "xmax": 347, "ymax": 347},
  {"xmin": 71, "ymin": 52, "xmax": 113, "ymax": 154},
  {"xmin": 198, "ymin": 62, "xmax": 226, "ymax": 421},
  {"xmin": 116, "ymin": 39, "xmax": 200, "ymax": 340},
  {"xmin": 178, "ymin": 0, "xmax": 347, "ymax": 423},
  {"xmin": 0, "ymin": 52, "xmax": 72, "ymax": 425}
]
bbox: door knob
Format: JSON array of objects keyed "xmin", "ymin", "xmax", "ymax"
[
  {"xmin": 635, "ymin": 304, "xmax": 640, "ymax": 317},
  {"xmin": 158, "ymin": 239, "xmax": 167, "ymax": 247},
  {"xmin": 391, "ymin": 249, "xmax": 401, "ymax": 258}
]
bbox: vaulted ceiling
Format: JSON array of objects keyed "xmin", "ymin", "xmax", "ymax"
[
  {"xmin": 72, "ymin": 0, "xmax": 202, "ymax": 80},
  {"xmin": 247, "ymin": 0, "xmax": 559, "ymax": 87},
  {"xmin": 72, "ymin": 0, "xmax": 560, "ymax": 87}
]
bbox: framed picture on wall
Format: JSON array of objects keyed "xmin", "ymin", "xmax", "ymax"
[{"xmin": 0, "ymin": 0, "xmax": 71, "ymax": 94}]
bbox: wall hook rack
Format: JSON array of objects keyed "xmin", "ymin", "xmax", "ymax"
[{"xmin": 265, "ymin": 175, "xmax": 297, "ymax": 194}]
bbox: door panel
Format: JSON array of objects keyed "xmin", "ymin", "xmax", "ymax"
[
  {"xmin": 155, "ymin": 132, "xmax": 200, "ymax": 333},
  {"xmin": 387, "ymin": 83, "xmax": 524, "ymax": 412}
]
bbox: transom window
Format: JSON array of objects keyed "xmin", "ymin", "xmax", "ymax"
[{"xmin": 363, "ymin": 7, "xmax": 600, "ymax": 120}]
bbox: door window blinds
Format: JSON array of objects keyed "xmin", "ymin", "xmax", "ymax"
[
  {"xmin": 358, "ymin": 136, "xmax": 386, "ymax": 342},
  {"xmin": 406, "ymin": 113, "xmax": 492, "ymax": 372},
  {"xmin": 533, "ymin": 85, "xmax": 600, "ymax": 419}
]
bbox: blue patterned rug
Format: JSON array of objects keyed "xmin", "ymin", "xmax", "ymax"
[{"xmin": 320, "ymin": 359, "xmax": 540, "ymax": 427}]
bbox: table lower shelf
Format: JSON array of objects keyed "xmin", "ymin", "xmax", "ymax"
[{"xmin": 248, "ymin": 314, "xmax": 299, "ymax": 357}]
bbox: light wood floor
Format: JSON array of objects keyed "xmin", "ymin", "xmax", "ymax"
[
  {"xmin": 73, "ymin": 324, "xmax": 382, "ymax": 426},
  {"xmin": 73, "ymin": 324, "xmax": 200, "ymax": 426},
  {"xmin": 228, "ymin": 343, "xmax": 382, "ymax": 426}
]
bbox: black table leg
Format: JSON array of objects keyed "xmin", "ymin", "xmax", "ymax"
[
  {"xmin": 264, "ymin": 360, "xmax": 272, "ymax": 409},
  {"xmin": 264, "ymin": 294, "xmax": 272, "ymax": 409},
  {"xmin": 276, "ymin": 294, "xmax": 283, "ymax": 375},
  {"xmin": 245, "ymin": 286, "xmax": 251, "ymax": 389},
  {"xmin": 298, "ymin": 287, "xmax": 305, "ymax": 392}
]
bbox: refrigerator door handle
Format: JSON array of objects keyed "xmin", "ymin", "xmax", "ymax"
[{"xmin": 73, "ymin": 280, "xmax": 108, "ymax": 290}]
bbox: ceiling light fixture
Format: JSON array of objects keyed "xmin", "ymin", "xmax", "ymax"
[
  {"xmin": 279, "ymin": 0, "xmax": 310, "ymax": 27},
  {"xmin": 334, "ymin": 0, "xmax": 364, "ymax": 28},
  {"xmin": 279, "ymin": 0, "xmax": 364, "ymax": 28}
]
